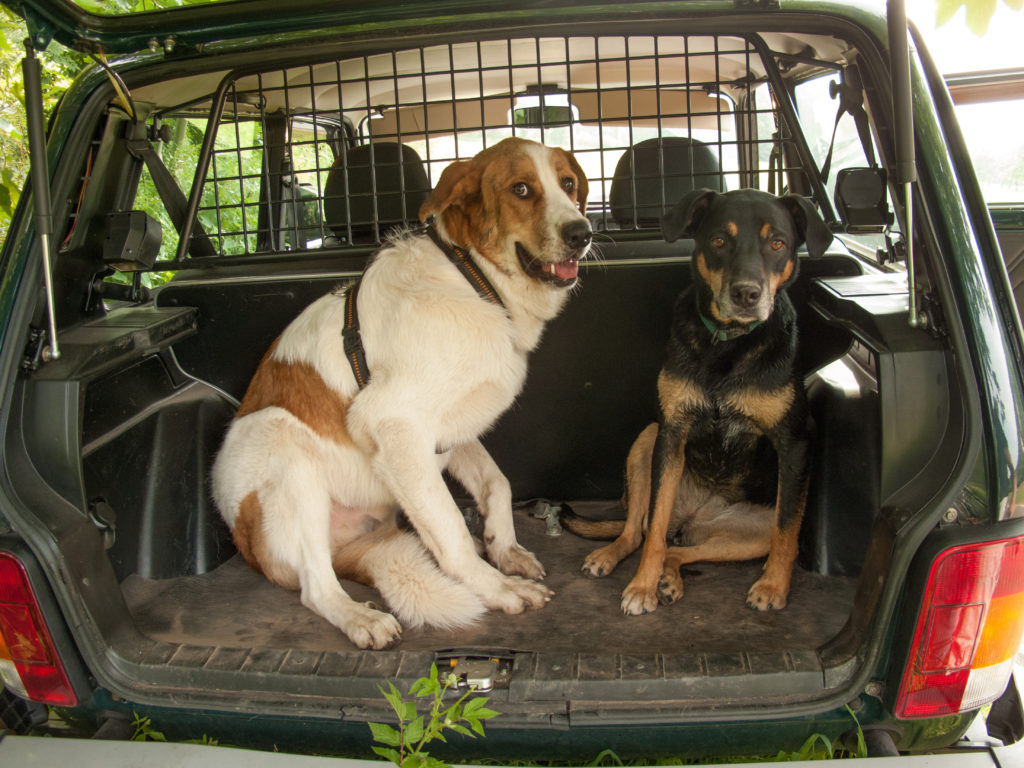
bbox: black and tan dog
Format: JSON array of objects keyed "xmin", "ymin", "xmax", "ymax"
[{"xmin": 563, "ymin": 188, "xmax": 833, "ymax": 615}]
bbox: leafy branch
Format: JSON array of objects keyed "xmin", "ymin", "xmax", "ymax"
[{"xmin": 369, "ymin": 664, "xmax": 500, "ymax": 768}]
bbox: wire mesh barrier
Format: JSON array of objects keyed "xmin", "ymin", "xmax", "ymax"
[{"xmin": 156, "ymin": 33, "xmax": 844, "ymax": 263}]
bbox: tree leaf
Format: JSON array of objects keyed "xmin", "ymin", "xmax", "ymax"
[
  {"xmin": 372, "ymin": 746, "xmax": 402, "ymax": 766},
  {"xmin": 369, "ymin": 722, "xmax": 402, "ymax": 747},
  {"xmin": 966, "ymin": 0, "xmax": 998, "ymax": 34},
  {"xmin": 404, "ymin": 716, "xmax": 424, "ymax": 745},
  {"xmin": 936, "ymin": 0, "xmax": 966, "ymax": 26},
  {"xmin": 401, "ymin": 701, "xmax": 419, "ymax": 721}
]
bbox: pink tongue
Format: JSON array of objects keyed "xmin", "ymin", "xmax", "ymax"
[{"xmin": 555, "ymin": 259, "xmax": 579, "ymax": 280}]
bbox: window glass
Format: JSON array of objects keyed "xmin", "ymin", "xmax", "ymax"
[{"xmin": 954, "ymin": 96, "xmax": 1024, "ymax": 204}]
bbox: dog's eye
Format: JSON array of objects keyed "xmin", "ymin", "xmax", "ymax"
[
  {"xmin": 770, "ymin": 238, "xmax": 786, "ymax": 251},
  {"xmin": 710, "ymin": 236, "xmax": 726, "ymax": 248},
  {"xmin": 512, "ymin": 182, "xmax": 531, "ymax": 198},
  {"xmin": 561, "ymin": 177, "xmax": 576, "ymax": 195}
]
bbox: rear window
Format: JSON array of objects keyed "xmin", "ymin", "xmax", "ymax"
[{"xmin": 121, "ymin": 31, "xmax": 870, "ymax": 263}]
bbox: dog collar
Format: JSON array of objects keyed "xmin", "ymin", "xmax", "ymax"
[
  {"xmin": 342, "ymin": 225, "xmax": 507, "ymax": 395},
  {"xmin": 697, "ymin": 302, "xmax": 762, "ymax": 345},
  {"xmin": 425, "ymin": 221, "xmax": 506, "ymax": 310}
]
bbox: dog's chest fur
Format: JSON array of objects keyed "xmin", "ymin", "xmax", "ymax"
[
  {"xmin": 660, "ymin": 285, "xmax": 798, "ymax": 502},
  {"xmin": 273, "ymin": 234, "xmax": 537, "ymax": 446}
]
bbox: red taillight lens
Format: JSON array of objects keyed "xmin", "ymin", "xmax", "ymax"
[
  {"xmin": 896, "ymin": 536, "xmax": 1024, "ymax": 719},
  {"xmin": 0, "ymin": 552, "xmax": 77, "ymax": 706}
]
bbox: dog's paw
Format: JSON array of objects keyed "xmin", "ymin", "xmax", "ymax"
[
  {"xmin": 490, "ymin": 543, "xmax": 546, "ymax": 580},
  {"xmin": 657, "ymin": 569, "xmax": 684, "ymax": 605},
  {"xmin": 483, "ymin": 575, "xmax": 553, "ymax": 614},
  {"xmin": 581, "ymin": 546, "xmax": 619, "ymax": 578},
  {"xmin": 620, "ymin": 582, "xmax": 659, "ymax": 615},
  {"xmin": 746, "ymin": 577, "xmax": 788, "ymax": 611},
  {"xmin": 343, "ymin": 602, "xmax": 403, "ymax": 649}
]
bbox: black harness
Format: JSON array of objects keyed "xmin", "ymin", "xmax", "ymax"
[{"xmin": 342, "ymin": 224, "xmax": 506, "ymax": 390}]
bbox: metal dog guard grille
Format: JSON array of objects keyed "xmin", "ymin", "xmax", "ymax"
[{"xmin": 169, "ymin": 34, "xmax": 835, "ymax": 263}]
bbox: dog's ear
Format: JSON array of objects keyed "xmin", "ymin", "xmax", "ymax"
[
  {"xmin": 553, "ymin": 147, "xmax": 590, "ymax": 215},
  {"xmin": 419, "ymin": 159, "xmax": 482, "ymax": 223},
  {"xmin": 781, "ymin": 194, "xmax": 834, "ymax": 259},
  {"xmin": 661, "ymin": 188, "xmax": 720, "ymax": 243}
]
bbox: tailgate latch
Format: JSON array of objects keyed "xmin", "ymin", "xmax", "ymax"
[{"xmin": 445, "ymin": 657, "xmax": 511, "ymax": 693}]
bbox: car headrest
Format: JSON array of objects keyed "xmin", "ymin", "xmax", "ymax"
[
  {"xmin": 323, "ymin": 143, "xmax": 431, "ymax": 242},
  {"xmin": 609, "ymin": 137, "xmax": 725, "ymax": 228}
]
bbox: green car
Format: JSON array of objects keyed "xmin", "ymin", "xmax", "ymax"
[{"xmin": 1, "ymin": 0, "xmax": 1023, "ymax": 762}]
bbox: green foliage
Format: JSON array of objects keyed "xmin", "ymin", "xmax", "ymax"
[
  {"xmin": 369, "ymin": 664, "xmax": 500, "ymax": 768},
  {"xmin": 936, "ymin": 0, "xmax": 1023, "ymax": 35},
  {"xmin": 130, "ymin": 712, "xmax": 220, "ymax": 746}
]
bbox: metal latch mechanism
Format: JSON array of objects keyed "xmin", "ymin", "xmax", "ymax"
[{"xmin": 444, "ymin": 657, "xmax": 512, "ymax": 693}]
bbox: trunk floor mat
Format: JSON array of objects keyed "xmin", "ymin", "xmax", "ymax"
[{"xmin": 121, "ymin": 502, "xmax": 857, "ymax": 655}]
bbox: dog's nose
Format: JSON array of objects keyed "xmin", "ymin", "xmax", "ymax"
[
  {"xmin": 730, "ymin": 282, "xmax": 762, "ymax": 309},
  {"xmin": 561, "ymin": 219, "xmax": 592, "ymax": 250}
]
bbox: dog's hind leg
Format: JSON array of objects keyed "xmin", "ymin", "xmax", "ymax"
[
  {"xmin": 334, "ymin": 527, "xmax": 487, "ymax": 631},
  {"xmin": 582, "ymin": 422, "xmax": 657, "ymax": 578},
  {"xmin": 447, "ymin": 439, "xmax": 545, "ymax": 580},
  {"xmin": 255, "ymin": 476, "xmax": 403, "ymax": 650},
  {"xmin": 657, "ymin": 501, "xmax": 773, "ymax": 606}
]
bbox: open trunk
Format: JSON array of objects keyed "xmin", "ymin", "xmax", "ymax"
[{"xmin": 1, "ymin": 5, "xmax": 972, "ymax": 746}]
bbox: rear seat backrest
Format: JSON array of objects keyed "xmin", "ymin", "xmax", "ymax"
[
  {"xmin": 323, "ymin": 143, "xmax": 431, "ymax": 243},
  {"xmin": 609, "ymin": 137, "xmax": 725, "ymax": 229}
]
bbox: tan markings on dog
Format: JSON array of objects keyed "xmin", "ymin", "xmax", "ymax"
[
  {"xmin": 695, "ymin": 252, "xmax": 724, "ymax": 300},
  {"xmin": 233, "ymin": 491, "xmax": 267, "ymax": 576},
  {"xmin": 758, "ymin": 485, "xmax": 807, "ymax": 595},
  {"xmin": 658, "ymin": 371, "xmax": 706, "ymax": 423},
  {"xmin": 550, "ymin": 147, "xmax": 589, "ymax": 214},
  {"xmin": 234, "ymin": 491, "xmax": 298, "ymax": 588},
  {"xmin": 770, "ymin": 257, "xmax": 796, "ymax": 296},
  {"xmin": 725, "ymin": 383, "xmax": 795, "ymax": 430},
  {"xmin": 760, "ymin": 222, "xmax": 773, "ymax": 240},
  {"xmin": 629, "ymin": 452, "xmax": 684, "ymax": 591},
  {"xmin": 331, "ymin": 524, "xmax": 403, "ymax": 586},
  {"xmin": 235, "ymin": 339, "xmax": 353, "ymax": 446},
  {"xmin": 421, "ymin": 138, "xmax": 560, "ymax": 271},
  {"xmin": 726, "ymin": 221, "xmax": 738, "ymax": 237}
]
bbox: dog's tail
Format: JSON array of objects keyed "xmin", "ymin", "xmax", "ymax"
[
  {"xmin": 559, "ymin": 504, "xmax": 626, "ymax": 540},
  {"xmin": 360, "ymin": 531, "xmax": 487, "ymax": 631}
]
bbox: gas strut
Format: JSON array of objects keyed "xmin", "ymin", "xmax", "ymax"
[{"xmin": 22, "ymin": 40, "xmax": 60, "ymax": 361}]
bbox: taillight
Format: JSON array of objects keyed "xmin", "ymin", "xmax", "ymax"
[
  {"xmin": 0, "ymin": 551, "xmax": 77, "ymax": 706},
  {"xmin": 896, "ymin": 535, "xmax": 1024, "ymax": 719}
]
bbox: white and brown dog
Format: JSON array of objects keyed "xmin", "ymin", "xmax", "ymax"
[{"xmin": 211, "ymin": 137, "xmax": 591, "ymax": 649}]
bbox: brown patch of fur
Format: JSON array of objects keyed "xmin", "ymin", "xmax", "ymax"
[
  {"xmin": 771, "ymin": 258, "xmax": 795, "ymax": 296},
  {"xmin": 629, "ymin": 450, "xmax": 684, "ymax": 593},
  {"xmin": 236, "ymin": 339, "xmax": 353, "ymax": 446},
  {"xmin": 419, "ymin": 138, "xmax": 588, "ymax": 273},
  {"xmin": 233, "ymin": 491, "xmax": 268, "ymax": 576},
  {"xmin": 331, "ymin": 524, "xmax": 403, "ymax": 586},
  {"xmin": 725, "ymin": 383, "xmax": 795, "ymax": 430},
  {"xmin": 658, "ymin": 371, "xmax": 706, "ymax": 423},
  {"xmin": 760, "ymin": 222, "xmax": 773, "ymax": 240},
  {"xmin": 726, "ymin": 221, "xmax": 738, "ymax": 237}
]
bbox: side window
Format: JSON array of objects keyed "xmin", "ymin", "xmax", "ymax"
[
  {"xmin": 953, "ymin": 94, "xmax": 1024, "ymax": 204},
  {"xmin": 133, "ymin": 117, "xmax": 206, "ymax": 266},
  {"xmin": 793, "ymin": 73, "xmax": 873, "ymax": 203}
]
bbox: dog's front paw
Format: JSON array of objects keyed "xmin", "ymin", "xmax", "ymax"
[
  {"xmin": 746, "ymin": 577, "xmax": 788, "ymax": 611},
  {"xmin": 657, "ymin": 568, "xmax": 684, "ymax": 605},
  {"xmin": 483, "ymin": 575, "xmax": 553, "ymax": 614},
  {"xmin": 581, "ymin": 545, "xmax": 620, "ymax": 578},
  {"xmin": 343, "ymin": 602, "xmax": 403, "ymax": 649},
  {"xmin": 490, "ymin": 543, "xmax": 546, "ymax": 580},
  {"xmin": 620, "ymin": 581, "xmax": 659, "ymax": 615}
]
